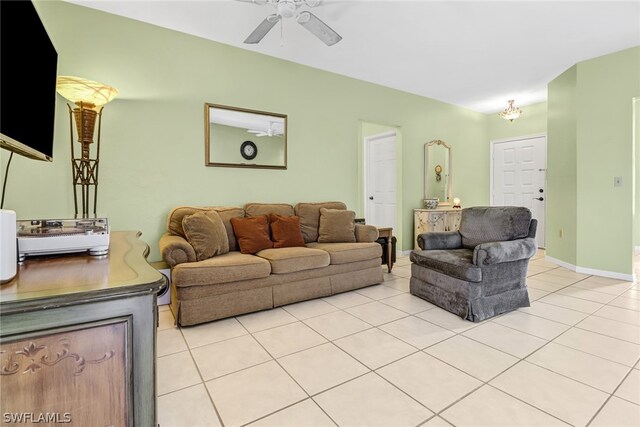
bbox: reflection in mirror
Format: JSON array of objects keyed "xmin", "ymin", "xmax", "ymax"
[
  {"xmin": 205, "ymin": 103, "xmax": 287, "ymax": 169},
  {"xmin": 424, "ymin": 140, "xmax": 452, "ymax": 206}
]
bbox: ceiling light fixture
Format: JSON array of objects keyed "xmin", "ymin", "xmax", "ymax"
[{"xmin": 499, "ymin": 100, "xmax": 523, "ymax": 122}]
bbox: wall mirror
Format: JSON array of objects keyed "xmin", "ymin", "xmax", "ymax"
[
  {"xmin": 424, "ymin": 139, "xmax": 452, "ymax": 206},
  {"xmin": 205, "ymin": 103, "xmax": 287, "ymax": 169}
]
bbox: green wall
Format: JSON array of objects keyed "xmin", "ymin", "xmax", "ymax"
[
  {"xmin": 547, "ymin": 46, "xmax": 640, "ymax": 276},
  {"xmin": 0, "ymin": 1, "xmax": 487, "ymax": 261},
  {"xmin": 547, "ymin": 66, "xmax": 578, "ymax": 266}
]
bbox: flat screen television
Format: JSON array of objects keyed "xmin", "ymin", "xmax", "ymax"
[{"xmin": 0, "ymin": 0, "xmax": 58, "ymax": 162}]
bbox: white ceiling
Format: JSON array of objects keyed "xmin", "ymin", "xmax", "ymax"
[{"xmin": 68, "ymin": 0, "xmax": 640, "ymax": 113}]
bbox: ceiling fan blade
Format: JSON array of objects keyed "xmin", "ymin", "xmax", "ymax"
[
  {"xmin": 296, "ymin": 11, "xmax": 342, "ymax": 46},
  {"xmin": 244, "ymin": 14, "xmax": 281, "ymax": 44}
]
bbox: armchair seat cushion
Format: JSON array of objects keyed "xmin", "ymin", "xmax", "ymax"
[{"xmin": 410, "ymin": 249, "xmax": 482, "ymax": 282}]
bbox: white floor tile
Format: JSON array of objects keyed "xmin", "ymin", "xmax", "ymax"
[
  {"xmin": 334, "ymin": 328, "xmax": 416, "ymax": 369},
  {"xmin": 303, "ymin": 310, "xmax": 371, "ymax": 340},
  {"xmin": 421, "ymin": 416, "xmax": 453, "ymax": 427},
  {"xmin": 425, "ymin": 335, "xmax": 518, "ymax": 382},
  {"xmin": 282, "ymin": 299, "xmax": 338, "ymax": 320},
  {"xmin": 595, "ymin": 305, "xmax": 640, "ymax": 326},
  {"xmin": 383, "ymin": 277, "xmax": 411, "ymax": 292},
  {"xmin": 379, "ymin": 293, "xmax": 437, "ymax": 314},
  {"xmin": 544, "ymin": 268, "xmax": 589, "ymax": 281},
  {"xmin": 621, "ymin": 288, "xmax": 640, "ymax": 300},
  {"xmin": 314, "ymin": 373, "xmax": 432, "ymax": 427},
  {"xmin": 237, "ymin": 308, "xmax": 298, "ymax": 333},
  {"xmin": 415, "ymin": 308, "xmax": 479, "ymax": 333},
  {"xmin": 206, "ymin": 361, "xmax": 306, "ymax": 427},
  {"xmin": 615, "ymin": 369, "xmax": 640, "ymax": 405},
  {"xmin": 526, "ymin": 278, "xmax": 570, "ymax": 292},
  {"xmin": 490, "ymin": 361, "xmax": 609, "ymax": 426},
  {"xmin": 492, "ymin": 311, "xmax": 569, "ymax": 340},
  {"xmin": 553, "ymin": 327, "xmax": 640, "ymax": 366},
  {"xmin": 158, "ymin": 304, "xmax": 170, "ymax": 312},
  {"xmin": 556, "ymin": 286, "xmax": 617, "ymax": 304},
  {"xmin": 158, "ymin": 384, "xmax": 221, "ymax": 427},
  {"xmin": 158, "ymin": 309, "xmax": 176, "ymax": 331},
  {"xmin": 157, "ymin": 328, "xmax": 188, "ymax": 357},
  {"xmin": 526, "ymin": 342, "xmax": 630, "ymax": 393},
  {"xmin": 355, "ymin": 284, "xmax": 404, "ymax": 300},
  {"xmin": 191, "ymin": 335, "xmax": 271, "ymax": 380},
  {"xmin": 441, "ymin": 385, "xmax": 569, "ymax": 427},
  {"xmin": 181, "ymin": 317, "xmax": 247, "ymax": 349},
  {"xmin": 576, "ymin": 315, "xmax": 640, "ymax": 344},
  {"xmin": 527, "ymin": 288, "xmax": 550, "ymax": 301},
  {"xmin": 157, "ymin": 351, "xmax": 202, "ymax": 396},
  {"xmin": 539, "ymin": 293, "xmax": 603, "ymax": 314},
  {"xmin": 531, "ymin": 273, "xmax": 582, "ymax": 286},
  {"xmin": 253, "ymin": 322, "xmax": 327, "ymax": 358},
  {"xmin": 590, "ymin": 397, "xmax": 640, "ymax": 427},
  {"xmin": 378, "ymin": 352, "xmax": 481, "ymax": 412},
  {"xmin": 609, "ymin": 296, "xmax": 640, "ymax": 311},
  {"xmin": 247, "ymin": 399, "xmax": 336, "ymax": 427},
  {"xmin": 390, "ymin": 265, "xmax": 412, "ymax": 279},
  {"xmin": 518, "ymin": 301, "xmax": 588, "ymax": 325},
  {"xmin": 572, "ymin": 279, "xmax": 634, "ymax": 295},
  {"xmin": 322, "ymin": 291, "xmax": 373, "ymax": 309},
  {"xmin": 346, "ymin": 301, "xmax": 407, "ymax": 326},
  {"xmin": 278, "ymin": 343, "xmax": 369, "ymax": 395},
  {"xmin": 462, "ymin": 322, "xmax": 547, "ymax": 358},
  {"xmin": 380, "ymin": 316, "xmax": 454, "ymax": 349}
]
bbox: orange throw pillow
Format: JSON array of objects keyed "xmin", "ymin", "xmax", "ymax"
[
  {"xmin": 270, "ymin": 214, "xmax": 305, "ymax": 248},
  {"xmin": 230, "ymin": 215, "xmax": 273, "ymax": 254}
]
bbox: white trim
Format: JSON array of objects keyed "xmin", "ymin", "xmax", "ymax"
[
  {"xmin": 545, "ymin": 255, "xmax": 636, "ymax": 282},
  {"xmin": 634, "ymin": 245, "xmax": 640, "ymax": 253}
]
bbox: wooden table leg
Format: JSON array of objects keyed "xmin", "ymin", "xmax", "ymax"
[{"xmin": 387, "ymin": 238, "xmax": 393, "ymax": 272}]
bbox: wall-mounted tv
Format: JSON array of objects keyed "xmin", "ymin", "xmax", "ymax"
[{"xmin": 0, "ymin": 0, "xmax": 58, "ymax": 162}]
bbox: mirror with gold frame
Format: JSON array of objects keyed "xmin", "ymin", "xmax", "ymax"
[
  {"xmin": 424, "ymin": 139, "xmax": 452, "ymax": 206},
  {"xmin": 205, "ymin": 103, "xmax": 287, "ymax": 169}
]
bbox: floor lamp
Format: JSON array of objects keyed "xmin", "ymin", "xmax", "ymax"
[{"xmin": 56, "ymin": 76, "xmax": 118, "ymax": 218}]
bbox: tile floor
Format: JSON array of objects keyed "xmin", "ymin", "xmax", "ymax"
[{"xmin": 156, "ymin": 251, "xmax": 640, "ymax": 427}]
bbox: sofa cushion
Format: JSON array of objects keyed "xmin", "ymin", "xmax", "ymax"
[
  {"xmin": 231, "ymin": 215, "xmax": 273, "ymax": 254},
  {"xmin": 172, "ymin": 251, "xmax": 271, "ymax": 287},
  {"xmin": 270, "ymin": 214, "xmax": 305, "ymax": 248},
  {"xmin": 256, "ymin": 247, "xmax": 330, "ymax": 274},
  {"xmin": 295, "ymin": 201, "xmax": 347, "ymax": 243},
  {"xmin": 318, "ymin": 208, "xmax": 356, "ymax": 243},
  {"xmin": 167, "ymin": 206, "xmax": 244, "ymax": 252},
  {"xmin": 410, "ymin": 249, "xmax": 482, "ymax": 282},
  {"xmin": 245, "ymin": 203, "xmax": 295, "ymax": 218},
  {"xmin": 307, "ymin": 242, "xmax": 381, "ymax": 265},
  {"xmin": 182, "ymin": 210, "xmax": 229, "ymax": 261},
  {"xmin": 459, "ymin": 207, "xmax": 532, "ymax": 249}
]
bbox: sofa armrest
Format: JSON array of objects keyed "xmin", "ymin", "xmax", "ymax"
[
  {"xmin": 159, "ymin": 232, "xmax": 196, "ymax": 268},
  {"xmin": 355, "ymin": 224, "xmax": 379, "ymax": 242},
  {"xmin": 473, "ymin": 238, "xmax": 537, "ymax": 266},
  {"xmin": 417, "ymin": 231, "xmax": 462, "ymax": 250}
]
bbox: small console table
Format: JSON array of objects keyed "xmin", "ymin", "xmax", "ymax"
[
  {"xmin": 414, "ymin": 208, "xmax": 462, "ymax": 249},
  {"xmin": 0, "ymin": 231, "xmax": 166, "ymax": 426}
]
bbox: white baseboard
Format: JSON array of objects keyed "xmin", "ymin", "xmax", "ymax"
[{"xmin": 545, "ymin": 255, "xmax": 635, "ymax": 282}]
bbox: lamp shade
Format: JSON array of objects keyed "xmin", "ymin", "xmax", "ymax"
[{"xmin": 56, "ymin": 76, "xmax": 118, "ymax": 107}]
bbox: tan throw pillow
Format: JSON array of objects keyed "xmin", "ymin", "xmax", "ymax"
[
  {"xmin": 318, "ymin": 208, "xmax": 356, "ymax": 243},
  {"xmin": 182, "ymin": 210, "xmax": 229, "ymax": 261},
  {"xmin": 230, "ymin": 215, "xmax": 274, "ymax": 254}
]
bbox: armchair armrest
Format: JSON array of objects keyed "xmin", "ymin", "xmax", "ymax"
[
  {"xmin": 417, "ymin": 231, "xmax": 462, "ymax": 250},
  {"xmin": 159, "ymin": 232, "xmax": 196, "ymax": 268},
  {"xmin": 355, "ymin": 224, "xmax": 379, "ymax": 242},
  {"xmin": 473, "ymin": 238, "xmax": 537, "ymax": 266}
]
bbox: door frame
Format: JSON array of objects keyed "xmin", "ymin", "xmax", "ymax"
[
  {"xmin": 489, "ymin": 133, "xmax": 547, "ymax": 246},
  {"xmin": 363, "ymin": 130, "xmax": 397, "ymax": 228}
]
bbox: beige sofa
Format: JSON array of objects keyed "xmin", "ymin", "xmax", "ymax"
[{"xmin": 159, "ymin": 202, "xmax": 384, "ymax": 326}]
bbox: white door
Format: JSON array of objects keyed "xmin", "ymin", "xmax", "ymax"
[
  {"xmin": 365, "ymin": 132, "xmax": 396, "ymax": 229},
  {"xmin": 492, "ymin": 136, "xmax": 546, "ymax": 248}
]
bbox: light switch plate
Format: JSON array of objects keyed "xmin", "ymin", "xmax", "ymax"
[{"xmin": 614, "ymin": 177, "xmax": 623, "ymax": 187}]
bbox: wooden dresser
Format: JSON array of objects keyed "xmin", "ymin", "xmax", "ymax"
[
  {"xmin": 0, "ymin": 231, "xmax": 166, "ymax": 426},
  {"xmin": 413, "ymin": 208, "xmax": 462, "ymax": 249}
]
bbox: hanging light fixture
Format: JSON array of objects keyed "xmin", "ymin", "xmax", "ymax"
[
  {"xmin": 56, "ymin": 76, "xmax": 118, "ymax": 218},
  {"xmin": 499, "ymin": 100, "xmax": 523, "ymax": 122}
]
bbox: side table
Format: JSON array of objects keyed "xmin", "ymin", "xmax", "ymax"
[{"xmin": 377, "ymin": 227, "xmax": 394, "ymax": 273}]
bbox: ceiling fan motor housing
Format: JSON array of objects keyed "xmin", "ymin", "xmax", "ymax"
[{"xmin": 277, "ymin": 0, "xmax": 297, "ymax": 18}]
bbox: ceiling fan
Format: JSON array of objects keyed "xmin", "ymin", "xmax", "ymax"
[
  {"xmin": 247, "ymin": 122, "xmax": 283, "ymax": 137},
  {"xmin": 238, "ymin": 0, "xmax": 342, "ymax": 46}
]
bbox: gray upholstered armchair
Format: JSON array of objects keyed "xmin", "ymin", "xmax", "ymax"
[{"xmin": 410, "ymin": 206, "xmax": 538, "ymax": 322}]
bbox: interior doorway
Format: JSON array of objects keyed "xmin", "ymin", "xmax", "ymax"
[
  {"xmin": 491, "ymin": 135, "xmax": 547, "ymax": 248},
  {"xmin": 364, "ymin": 130, "xmax": 397, "ymax": 229}
]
